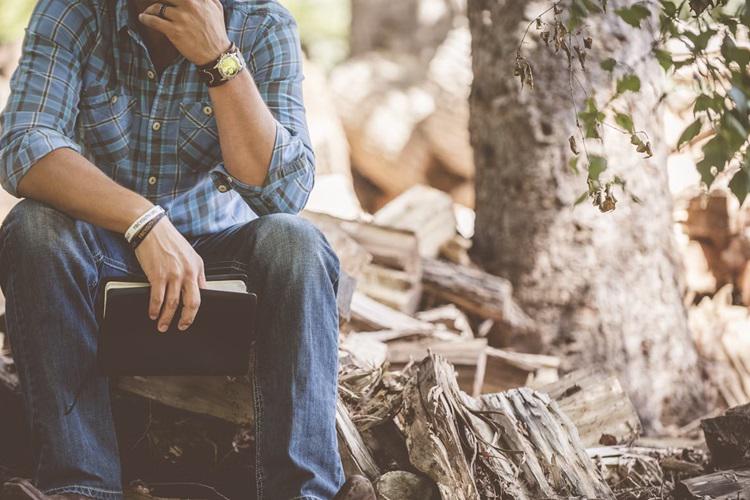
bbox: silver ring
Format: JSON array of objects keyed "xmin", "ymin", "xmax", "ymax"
[{"xmin": 158, "ymin": 3, "xmax": 169, "ymax": 19}]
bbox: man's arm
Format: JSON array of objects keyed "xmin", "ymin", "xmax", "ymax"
[
  {"xmin": 0, "ymin": 0, "xmax": 205, "ymax": 332},
  {"xmin": 140, "ymin": 0, "xmax": 315, "ymax": 215}
]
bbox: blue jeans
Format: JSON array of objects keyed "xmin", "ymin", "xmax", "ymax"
[{"xmin": 0, "ymin": 199, "xmax": 344, "ymax": 500}]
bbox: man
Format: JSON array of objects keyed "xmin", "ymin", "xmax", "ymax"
[{"xmin": 0, "ymin": 0, "xmax": 374, "ymax": 499}]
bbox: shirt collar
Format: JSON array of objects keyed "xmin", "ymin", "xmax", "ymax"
[{"xmin": 115, "ymin": 0, "xmax": 132, "ymax": 33}]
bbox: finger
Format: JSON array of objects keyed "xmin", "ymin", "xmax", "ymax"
[
  {"xmin": 178, "ymin": 277, "xmax": 201, "ymax": 331},
  {"xmin": 149, "ymin": 278, "xmax": 166, "ymax": 320},
  {"xmin": 138, "ymin": 10, "xmax": 174, "ymax": 35},
  {"xmin": 196, "ymin": 258, "xmax": 207, "ymax": 288},
  {"xmin": 158, "ymin": 279, "xmax": 182, "ymax": 333}
]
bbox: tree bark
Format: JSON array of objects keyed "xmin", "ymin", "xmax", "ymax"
[{"xmin": 467, "ymin": 0, "xmax": 711, "ymax": 428}]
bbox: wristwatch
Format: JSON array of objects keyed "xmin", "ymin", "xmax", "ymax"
[{"xmin": 197, "ymin": 42, "xmax": 246, "ymax": 87}]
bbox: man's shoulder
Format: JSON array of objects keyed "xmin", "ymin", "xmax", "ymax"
[
  {"xmin": 224, "ymin": 0, "xmax": 298, "ymax": 30},
  {"xmin": 27, "ymin": 0, "xmax": 102, "ymax": 46}
]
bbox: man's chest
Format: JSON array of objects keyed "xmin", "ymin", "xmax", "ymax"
[{"xmin": 75, "ymin": 33, "xmax": 222, "ymax": 186}]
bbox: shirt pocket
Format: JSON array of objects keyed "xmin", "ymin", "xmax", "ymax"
[
  {"xmin": 178, "ymin": 101, "xmax": 221, "ymax": 172},
  {"xmin": 78, "ymin": 85, "xmax": 134, "ymax": 166}
]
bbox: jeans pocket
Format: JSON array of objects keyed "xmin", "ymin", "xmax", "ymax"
[{"xmin": 177, "ymin": 101, "xmax": 221, "ymax": 173}]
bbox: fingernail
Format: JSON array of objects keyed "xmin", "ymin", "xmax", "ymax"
[
  {"xmin": 158, "ymin": 324, "xmax": 167, "ymax": 332},
  {"xmin": 179, "ymin": 324, "xmax": 187, "ymax": 331}
]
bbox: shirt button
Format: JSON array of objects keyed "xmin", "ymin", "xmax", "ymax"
[
  {"xmin": 147, "ymin": 70, "xmax": 156, "ymax": 80},
  {"xmin": 110, "ymin": 95, "xmax": 119, "ymax": 104},
  {"xmin": 218, "ymin": 184, "xmax": 228, "ymax": 193},
  {"xmin": 203, "ymin": 105, "xmax": 213, "ymax": 116},
  {"xmin": 148, "ymin": 176, "xmax": 157, "ymax": 185},
  {"xmin": 152, "ymin": 121, "xmax": 161, "ymax": 131}
]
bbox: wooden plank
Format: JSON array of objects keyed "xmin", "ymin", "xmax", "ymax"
[
  {"xmin": 675, "ymin": 468, "xmax": 750, "ymax": 500},
  {"xmin": 350, "ymin": 292, "xmax": 433, "ymax": 332},
  {"xmin": 421, "ymin": 258, "xmax": 535, "ymax": 333},
  {"xmin": 483, "ymin": 346, "xmax": 559, "ymax": 394},
  {"xmin": 534, "ymin": 368, "xmax": 642, "ymax": 447},
  {"xmin": 373, "ymin": 185, "xmax": 457, "ymax": 258}
]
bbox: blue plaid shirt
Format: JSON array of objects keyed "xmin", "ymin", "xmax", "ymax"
[{"xmin": 0, "ymin": 0, "xmax": 314, "ymax": 237}]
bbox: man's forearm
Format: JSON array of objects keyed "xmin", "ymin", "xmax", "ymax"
[
  {"xmin": 17, "ymin": 148, "xmax": 153, "ymax": 233},
  {"xmin": 208, "ymin": 68, "xmax": 277, "ymax": 187}
]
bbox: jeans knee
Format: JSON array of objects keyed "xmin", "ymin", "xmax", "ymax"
[
  {"xmin": 0, "ymin": 199, "xmax": 91, "ymax": 264},
  {"xmin": 253, "ymin": 214, "xmax": 340, "ymax": 284}
]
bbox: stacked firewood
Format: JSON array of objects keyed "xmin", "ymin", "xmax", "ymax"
[{"xmin": 676, "ymin": 190, "xmax": 750, "ymax": 409}]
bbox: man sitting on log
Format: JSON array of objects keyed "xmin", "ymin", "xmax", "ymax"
[{"xmin": 0, "ymin": 1, "xmax": 373, "ymax": 499}]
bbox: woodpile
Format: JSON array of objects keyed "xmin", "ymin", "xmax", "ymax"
[
  {"xmin": 0, "ymin": 183, "xmax": 724, "ymax": 498},
  {"xmin": 330, "ymin": 20, "xmax": 474, "ymax": 211},
  {"xmin": 676, "ymin": 189, "xmax": 750, "ymax": 410}
]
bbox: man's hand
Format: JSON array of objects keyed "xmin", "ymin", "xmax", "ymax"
[
  {"xmin": 139, "ymin": 0, "xmax": 231, "ymax": 66},
  {"xmin": 135, "ymin": 218, "xmax": 207, "ymax": 332}
]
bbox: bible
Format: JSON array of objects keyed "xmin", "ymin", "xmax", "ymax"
[{"xmin": 97, "ymin": 274, "xmax": 257, "ymax": 376}]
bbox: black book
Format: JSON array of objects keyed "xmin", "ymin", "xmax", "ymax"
[{"xmin": 97, "ymin": 274, "xmax": 257, "ymax": 376}]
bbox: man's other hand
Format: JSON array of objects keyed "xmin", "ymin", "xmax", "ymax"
[
  {"xmin": 135, "ymin": 218, "xmax": 207, "ymax": 332},
  {"xmin": 138, "ymin": 0, "xmax": 232, "ymax": 66}
]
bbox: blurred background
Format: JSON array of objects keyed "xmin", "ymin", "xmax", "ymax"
[{"xmin": 1, "ymin": 0, "xmax": 750, "ymax": 497}]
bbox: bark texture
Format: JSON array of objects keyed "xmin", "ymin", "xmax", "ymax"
[{"xmin": 467, "ymin": 0, "xmax": 711, "ymax": 428}]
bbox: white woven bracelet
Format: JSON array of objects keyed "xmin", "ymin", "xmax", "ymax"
[{"xmin": 125, "ymin": 206, "xmax": 165, "ymax": 243}]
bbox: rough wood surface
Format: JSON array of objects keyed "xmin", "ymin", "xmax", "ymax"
[
  {"xmin": 675, "ymin": 468, "xmax": 750, "ymax": 500},
  {"xmin": 702, "ymin": 404, "xmax": 750, "ymax": 468},
  {"xmin": 399, "ymin": 353, "xmax": 613, "ymax": 500},
  {"xmin": 336, "ymin": 397, "xmax": 381, "ymax": 480},
  {"xmin": 483, "ymin": 346, "xmax": 559, "ymax": 394},
  {"xmin": 421, "ymin": 257, "xmax": 535, "ymax": 333},
  {"xmin": 534, "ymin": 368, "xmax": 642, "ymax": 447},
  {"xmin": 350, "ymin": 292, "xmax": 434, "ymax": 333},
  {"xmin": 400, "ymin": 355, "xmax": 480, "ymax": 499},
  {"xmin": 373, "ymin": 185, "xmax": 457, "ymax": 258}
]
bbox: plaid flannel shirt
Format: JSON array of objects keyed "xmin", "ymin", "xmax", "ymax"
[{"xmin": 0, "ymin": 0, "xmax": 314, "ymax": 237}]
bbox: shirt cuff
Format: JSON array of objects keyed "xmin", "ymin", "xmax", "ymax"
[{"xmin": 1, "ymin": 128, "xmax": 81, "ymax": 196}]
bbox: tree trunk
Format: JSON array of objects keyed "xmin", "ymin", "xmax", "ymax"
[{"xmin": 467, "ymin": 0, "xmax": 712, "ymax": 429}]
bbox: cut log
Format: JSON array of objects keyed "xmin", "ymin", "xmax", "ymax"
[
  {"xmin": 690, "ymin": 286, "xmax": 750, "ymax": 408},
  {"xmin": 476, "ymin": 389, "xmax": 614, "ymax": 499},
  {"xmin": 350, "ymin": 292, "xmax": 434, "ymax": 333},
  {"xmin": 330, "ymin": 53, "xmax": 436, "ymax": 198},
  {"xmin": 399, "ymin": 354, "xmax": 480, "ymax": 499},
  {"xmin": 304, "ymin": 212, "xmax": 421, "ymax": 277},
  {"xmin": 336, "ymin": 397, "xmax": 381, "ymax": 480},
  {"xmin": 373, "ymin": 185, "xmax": 457, "ymax": 258},
  {"xmin": 534, "ymin": 368, "xmax": 642, "ymax": 447},
  {"xmin": 421, "ymin": 26, "xmax": 474, "ymax": 181},
  {"xmin": 386, "ymin": 337, "xmax": 487, "ymax": 397},
  {"xmin": 675, "ymin": 468, "xmax": 750, "ymax": 500},
  {"xmin": 358, "ymin": 264, "xmax": 422, "ymax": 314},
  {"xmin": 702, "ymin": 404, "xmax": 750, "ymax": 469},
  {"xmin": 482, "ymin": 346, "xmax": 559, "ymax": 394},
  {"xmin": 421, "ymin": 258, "xmax": 535, "ymax": 333},
  {"xmin": 398, "ymin": 353, "xmax": 614, "ymax": 500}
]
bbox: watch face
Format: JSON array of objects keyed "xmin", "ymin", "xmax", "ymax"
[{"xmin": 217, "ymin": 54, "xmax": 242, "ymax": 78}]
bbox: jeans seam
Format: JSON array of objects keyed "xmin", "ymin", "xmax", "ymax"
[
  {"xmin": 44, "ymin": 484, "xmax": 122, "ymax": 499},
  {"xmin": 251, "ymin": 347, "xmax": 264, "ymax": 500},
  {"xmin": 7, "ymin": 265, "xmax": 43, "ymax": 484}
]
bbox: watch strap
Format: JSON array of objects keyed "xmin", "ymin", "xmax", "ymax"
[{"xmin": 197, "ymin": 42, "xmax": 245, "ymax": 88}]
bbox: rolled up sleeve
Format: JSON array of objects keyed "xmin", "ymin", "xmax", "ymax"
[
  {"xmin": 0, "ymin": 0, "xmax": 87, "ymax": 197},
  {"xmin": 222, "ymin": 14, "xmax": 315, "ymax": 216}
]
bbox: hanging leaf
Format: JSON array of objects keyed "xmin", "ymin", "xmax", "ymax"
[
  {"xmin": 616, "ymin": 74, "xmax": 641, "ymax": 94},
  {"xmin": 615, "ymin": 4, "xmax": 651, "ymax": 27},
  {"xmin": 588, "ymin": 155, "xmax": 608, "ymax": 181},
  {"xmin": 729, "ymin": 167, "xmax": 750, "ymax": 205},
  {"xmin": 600, "ymin": 58, "xmax": 616, "ymax": 72},
  {"xmin": 614, "ymin": 112, "xmax": 635, "ymax": 133},
  {"xmin": 654, "ymin": 49, "xmax": 674, "ymax": 71},
  {"xmin": 569, "ymin": 135, "xmax": 580, "ymax": 155},
  {"xmin": 677, "ymin": 119, "xmax": 702, "ymax": 150},
  {"xmin": 574, "ymin": 191, "xmax": 590, "ymax": 206}
]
